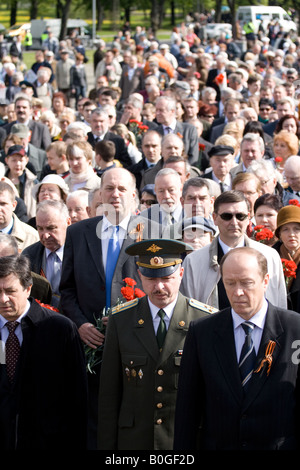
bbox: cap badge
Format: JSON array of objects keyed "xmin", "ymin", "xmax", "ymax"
[
  {"xmin": 150, "ymin": 256, "xmax": 164, "ymax": 266},
  {"xmin": 147, "ymin": 243, "xmax": 162, "ymax": 253}
]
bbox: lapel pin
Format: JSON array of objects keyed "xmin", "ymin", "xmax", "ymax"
[
  {"xmin": 179, "ymin": 321, "xmax": 185, "ymax": 327},
  {"xmin": 138, "ymin": 319, "xmax": 144, "ymax": 325},
  {"xmin": 138, "ymin": 369, "xmax": 143, "ymax": 379}
]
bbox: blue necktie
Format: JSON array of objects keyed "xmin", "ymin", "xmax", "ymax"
[
  {"xmin": 105, "ymin": 225, "xmax": 120, "ymax": 310},
  {"xmin": 239, "ymin": 322, "xmax": 256, "ymax": 392}
]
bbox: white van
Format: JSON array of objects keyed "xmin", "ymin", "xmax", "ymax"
[{"xmin": 236, "ymin": 6, "xmax": 297, "ymax": 34}]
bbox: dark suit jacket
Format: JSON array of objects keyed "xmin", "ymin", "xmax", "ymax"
[
  {"xmin": 119, "ymin": 65, "xmax": 145, "ymax": 101},
  {"xmin": 87, "ymin": 131, "xmax": 132, "ymax": 168},
  {"xmin": 3, "ymin": 120, "xmax": 51, "ymax": 150},
  {"xmin": 174, "ymin": 303, "xmax": 300, "ymax": 450},
  {"xmin": 59, "ymin": 215, "xmax": 147, "ymax": 328},
  {"xmin": 0, "ymin": 298, "xmax": 87, "ymax": 449},
  {"xmin": 156, "ymin": 121, "xmax": 199, "ymax": 165},
  {"xmin": 0, "ymin": 126, "xmax": 6, "ymax": 147},
  {"xmin": 98, "ymin": 292, "xmax": 210, "ymax": 450},
  {"xmin": 263, "ymin": 119, "xmax": 278, "ymax": 137}
]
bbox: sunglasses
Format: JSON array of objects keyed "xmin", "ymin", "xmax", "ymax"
[
  {"xmin": 218, "ymin": 212, "xmax": 248, "ymax": 221},
  {"xmin": 140, "ymin": 199, "xmax": 156, "ymax": 206}
]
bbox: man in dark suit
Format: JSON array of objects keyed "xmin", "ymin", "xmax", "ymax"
[
  {"xmin": 3, "ymin": 94, "xmax": 51, "ymax": 151},
  {"xmin": 206, "ymin": 53, "xmax": 228, "ymax": 102},
  {"xmin": 119, "ymin": 54, "xmax": 145, "ymax": 102},
  {"xmin": 98, "ymin": 238, "xmax": 216, "ymax": 450},
  {"xmin": 0, "ymin": 254, "xmax": 87, "ymax": 449},
  {"xmin": 22, "ymin": 199, "xmax": 71, "ymax": 308},
  {"xmin": 174, "ymin": 246, "xmax": 300, "ymax": 450},
  {"xmin": 203, "ymin": 144, "xmax": 235, "ymax": 193},
  {"xmin": 209, "ymin": 98, "xmax": 241, "ymax": 143},
  {"xmin": 155, "ymin": 96, "xmax": 199, "ymax": 165},
  {"xmin": 87, "ymin": 108, "xmax": 132, "ymax": 168},
  {"xmin": 60, "ymin": 166, "xmax": 159, "ymax": 449}
]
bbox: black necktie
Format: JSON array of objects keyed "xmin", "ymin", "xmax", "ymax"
[
  {"xmin": 5, "ymin": 321, "xmax": 20, "ymax": 384},
  {"xmin": 239, "ymin": 322, "xmax": 256, "ymax": 392},
  {"xmin": 156, "ymin": 309, "xmax": 167, "ymax": 350}
]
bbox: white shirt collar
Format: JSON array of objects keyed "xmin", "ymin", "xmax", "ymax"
[
  {"xmin": 148, "ymin": 295, "xmax": 178, "ymax": 320},
  {"xmin": 231, "ymin": 298, "xmax": 268, "ymax": 331},
  {"xmin": 218, "ymin": 236, "xmax": 245, "ymax": 255},
  {"xmin": 101, "ymin": 214, "xmax": 131, "ymax": 234}
]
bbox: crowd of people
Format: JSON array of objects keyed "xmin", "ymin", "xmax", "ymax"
[{"xmin": 1, "ymin": 14, "xmax": 300, "ymax": 451}]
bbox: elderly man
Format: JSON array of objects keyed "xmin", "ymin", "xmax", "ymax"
[
  {"xmin": 180, "ymin": 190, "xmax": 286, "ymax": 310},
  {"xmin": 230, "ymin": 133, "xmax": 265, "ymax": 179},
  {"xmin": 203, "ymin": 145, "xmax": 235, "ymax": 192},
  {"xmin": 140, "ymin": 168, "xmax": 183, "ymax": 231},
  {"xmin": 0, "ymin": 181, "xmax": 39, "ymax": 252},
  {"xmin": 0, "ymin": 254, "xmax": 87, "ymax": 449},
  {"xmin": 66, "ymin": 190, "xmax": 89, "ymax": 224},
  {"xmin": 87, "ymin": 108, "xmax": 131, "ymax": 168},
  {"xmin": 155, "ymin": 96, "xmax": 199, "ymax": 165},
  {"xmin": 175, "ymin": 246, "xmax": 300, "ymax": 450},
  {"xmin": 209, "ymin": 98, "xmax": 241, "ymax": 144},
  {"xmin": 282, "ymin": 156, "xmax": 300, "ymax": 206},
  {"xmin": 98, "ymin": 238, "xmax": 216, "ymax": 450},
  {"xmin": 181, "ymin": 178, "xmax": 216, "ymax": 220},
  {"xmin": 263, "ymin": 97, "xmax": 295, "ymax": 136},
  {"xmin": 22, "ymin": 200, "xmax": 71, "ymax": 308}
]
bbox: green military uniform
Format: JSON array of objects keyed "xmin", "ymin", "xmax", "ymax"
[{"xmin": 98, "ymin": 239, "xmax": 218, "ymax": 450}]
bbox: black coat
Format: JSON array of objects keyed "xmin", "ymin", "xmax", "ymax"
[
  {"xmin": 174, "ymin": 303, "xmax": 300, "ymax": 450},
  {"xmin": 87, "ymin": 131, "xmax": 132, "ymax": 168},
  {"xmin": 0, "ymin": 299, "xmax": 88, "ymax": 449}
]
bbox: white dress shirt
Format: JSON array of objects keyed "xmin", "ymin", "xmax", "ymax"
[
  {"xmin": 0, "ymin": 300, "xmax": 31, "ymax": 363},
  {"xmin": 101, "ymin": 214, "xmax": 130, "ymax": 271},
  {"xmin": 232, "ymin": 298, "xmax": 268, "ymax": 362}
]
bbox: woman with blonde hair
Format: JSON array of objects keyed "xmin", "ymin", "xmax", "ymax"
[
  {"xmin": 65, "ymin": 141, "xmax": 101, "ymax": 192},
  {"xmin": 273, "ymin": 130, "xmax": 299, "ymax": 172},
  {"xmin": 40, "ymin": 109, "xmax": 61, "ymax": 141},
  {"xmin": 111, "ymin": 123, "xmax": 142, "ymax": 164}
]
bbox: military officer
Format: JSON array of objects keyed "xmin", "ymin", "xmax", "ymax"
[{"xmin": 97, "ymin": 239, "xmax": 217, "ymax": 450}]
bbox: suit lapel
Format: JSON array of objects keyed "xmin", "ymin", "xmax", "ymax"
[
  {"xmin": 242, "ymin": 303, "xmax": 284, "ymax": 408},
  {"xmin": 84, "ymin": 217, "xmax": 105, "ymax": 282},
  {"xmin": 213, "ymin": 308, "xmax": 244, "ymax": 403}
]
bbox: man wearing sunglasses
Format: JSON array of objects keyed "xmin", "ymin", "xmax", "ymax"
[{"xmin": 180, "ymin": 190, "xmax": 286, "ymax": 310}]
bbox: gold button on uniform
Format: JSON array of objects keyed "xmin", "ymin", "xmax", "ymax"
[
  {"xmin": 157, "ymin": 402, "xmax": 163, "ymax": 408},
  {"xmin": 156, "ymin": 419, "xmax": 162, "ymax": 425},
  {"xmin": 157, "ymin": 369, "xmax": 164, "ymax": 375},
  {"xmin": 157, "ymin": 386, "xmax": 163, "ymax": 392}
]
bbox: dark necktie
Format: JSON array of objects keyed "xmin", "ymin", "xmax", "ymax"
[
  {"xmin": 105, "ymin": 225, "xmax": 120, "ymax": 310},
  {"xmin": 48, "ymin": 251, "xmax": 61, "ymax": 294},
  {"xmin": 220, "ymin": 182, "xmax": 225, "ymax": 192},
  {"xmin": 156, "ymin": 309, "xmax": 167, "ymax": 350},
  {"xmin": 239, "ymin": 322, "xmax": 256, "ymax": 392},
  {"xmin": 5, "ymin": 321, "xmax": 20, "ymax": 384}
]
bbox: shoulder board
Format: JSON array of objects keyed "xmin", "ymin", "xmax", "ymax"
[
  {"xmin": 189, "ymin": 298, "xmax": 218, "ymax": 314},
  {"xmin": 111, "ymin": 298, "xmax": 139, "ymax": 315}
]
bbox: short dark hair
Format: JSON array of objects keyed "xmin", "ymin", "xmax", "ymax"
[
  {"xmin": 95, "ymin": 140, "xmax": 116, "ymax": 162},
  {"xmin": 213, "ymin": 190, "xmax": 249, "ymax": 214},
  {"xmin": 0, "ymin": 254, "xmax": 32, "ymax": 288},
  {"xmin": 254, "ymin": 193, "xmax": 283, "ymax": 214}
]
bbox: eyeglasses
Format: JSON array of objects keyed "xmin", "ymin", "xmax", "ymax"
[
  {"xmin": 140, "ymin": 199, "xmax": 156, "ymax": 206},
  {"xmin": 218, "ymin": 212, "xmax": 248, "ymax": 221},
  {"xmin": 259, "ymin": 107, "xmax": 271, "ymax": 111}
]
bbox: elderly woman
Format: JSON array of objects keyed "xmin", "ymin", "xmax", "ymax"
[
  {"xmin": 40, "ymin": 109, "xmax": 61, "ymax": 141},
  {"xmin": 273, "ymin": 130, "xmax": 299, "ymax": 172},
  {"xmin": 253, "ymin": 193, "xmax": 283, "ymax": 246},
  {"xmin": 65, "ymin": 140, "xmax": 100, "ymax": 193},
  {"xmin": 273, "ymin": 204, "xmax": 300, "ymax": 312},
  {"xmin": 28, "ymin": 173, "xmax": 69, "ymax": 228}
]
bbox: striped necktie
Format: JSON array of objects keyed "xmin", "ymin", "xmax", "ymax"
[{"xmin": 239, "ymin": 321, "xmax": 256, "ymax": 392}]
